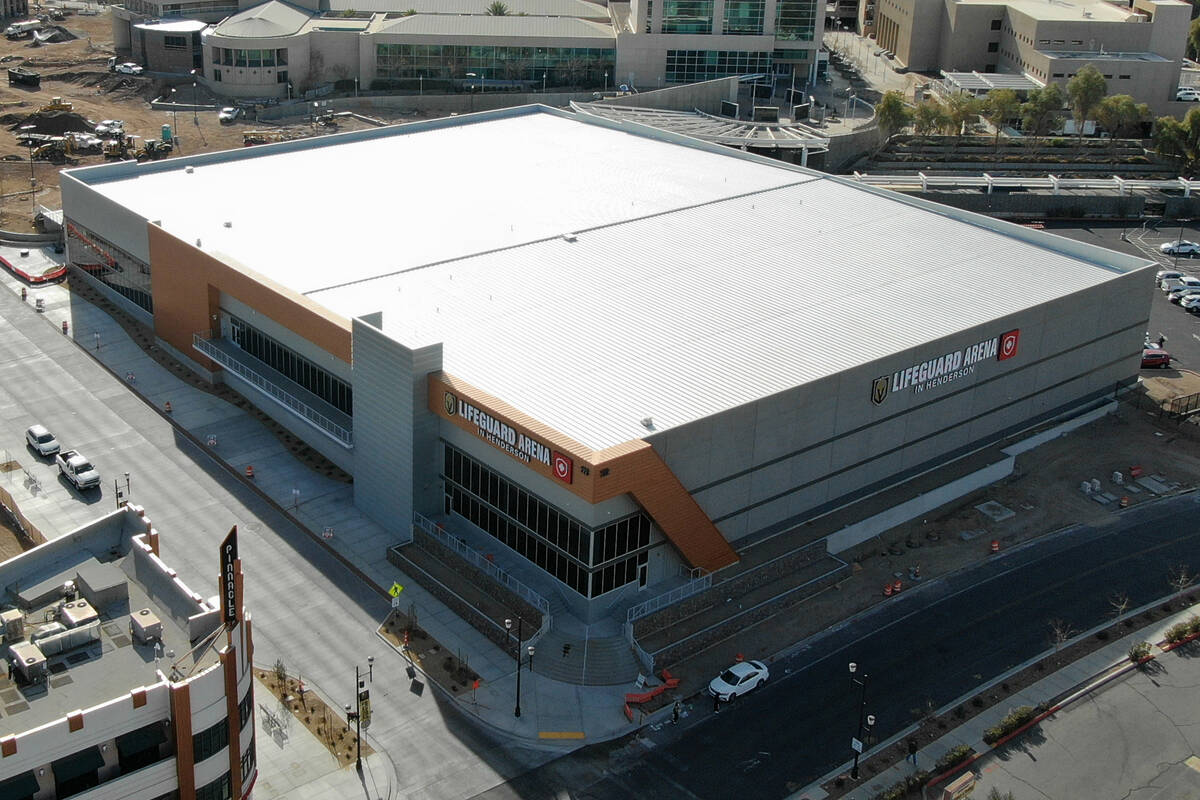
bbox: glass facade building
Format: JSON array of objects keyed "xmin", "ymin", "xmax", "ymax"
[
  {"xmin": 66, "ymin": 220, "xmax": 154, "ymax": 313},
  {"xmin": 661, "ymin": 0, "xmax": 714, "ymax": 33},
  {"xmin": 443, "ymin": 444, "xmax": 652, "ymax": 598},
  {"xmin": 775, "ymin": 0, "xmax": 818, "ymax": 41},
  {"xmin": 665, "ymin": 49, "xmax": 772, "ymax": 82},
  {"xmin": 228, "ymin": 315, "xmax": 353, "ymax": 415},
  {"xmin": 376, "ymin": 43, "xmax": 614, "ymax": 84},
  {"xmin": 723, "ymin": 0, "xmax": 765, "ymax": 35}
]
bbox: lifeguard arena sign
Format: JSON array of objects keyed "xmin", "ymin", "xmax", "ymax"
[
  {"xmin": 872, "ymin": 329, "xmax": 1020, "ymax": 406},
  {"xmin": 443, "ymin": 391, "xmax": 574, "ymax": 484}
]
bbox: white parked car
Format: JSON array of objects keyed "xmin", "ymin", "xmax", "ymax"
[
  {"xmin": 1182, "ymin": 295, "xmax": 1200, "ymax": 313},
  {"xmin": 218, "ymin": 107, "xmax": 243, "ymax": 123},
  {"xmin": 1169, "ymin": 286, "xmax": 1200, "ymax": 303},
  {"xmin": 1157, "ymin": 269, "xmax": 1186, "ymax": 287},
  {"xmin": 1177, "ymin": 88, "xmax": 1200, "ymax": 102},
  {"xmin": 708, "ymin": 660, "xmax": 769, "ymax": 701},
  {"xmin": 25, "ymin": 424, "xmax": 59, "ymax": 456},
  {"xmin": 1159, "ymin": 240, "xmax": 1200, "ymax": 256},
  {"xmin": 1161, "ymin": 275, "xmax": 1200, "ymax": 293},
  {"xmin": 114, "ymin": 62, "xmax": 144, "ymax": 76}
]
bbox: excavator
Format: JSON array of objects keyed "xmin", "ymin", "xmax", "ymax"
[{"xmin": 32, "ymin": 136, "xmax": 75, "ymax": 162}]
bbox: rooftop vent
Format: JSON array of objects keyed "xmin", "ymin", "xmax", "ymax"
[
  {"xmin": 561, "ymin": 233, "xmax": 578, "ymax": 243},
  {"xmin": 185, "ymin": 166, "xmax": 194, "ymax": 174},
  {"xmin": 641, "ymin": 416, "xmax": 654, "ymax": 430},
  {"xmin": 223, "ymin": 221, "xmax": 232, "ymax": 228}
]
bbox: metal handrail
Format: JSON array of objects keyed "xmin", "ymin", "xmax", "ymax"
[
  {"xmin": 627, "ymin": 572, "xmax": 713, "ymax": 623},
  {"xmin": 193, "ymin": 332, "xmax": 353, "ymax": 447},
  {"xmin": 624, "ymin": 621, "xmax": 655, "ymax": 674},
  {"xmin": 413, "ymin": 512, "xmax": 551, "ymax": 618}
]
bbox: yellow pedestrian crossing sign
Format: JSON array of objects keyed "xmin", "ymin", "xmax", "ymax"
[{"xmin": 388, "ymin": 582, "xmax": 404, "ymax": 598}]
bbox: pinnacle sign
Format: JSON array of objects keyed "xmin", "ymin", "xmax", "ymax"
[
  {"xmin": 872, "ymin": 329, "xmax": 1020, "ymax": 406},
  {"xmin": 220, "ymin": 526, "xmax": 238, "ymax": 625}
]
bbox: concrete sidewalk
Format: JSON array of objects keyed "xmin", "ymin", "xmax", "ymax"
[
  {"xmin": 0, "ymin": 256, "xmax": 642, "ymax": 750},
  {"xmin": 794, "ymin": 598, "xmax": 1200, "ymax": 800}
]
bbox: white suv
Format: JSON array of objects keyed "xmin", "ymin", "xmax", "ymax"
[{"xmin": 25, "ymin": 424, "xmax": 59, "ymax": 456}]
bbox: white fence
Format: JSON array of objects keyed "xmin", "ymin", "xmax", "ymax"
[{"xmin": 626, "ymin": 571, "xmax": 713, "ymax": 623}]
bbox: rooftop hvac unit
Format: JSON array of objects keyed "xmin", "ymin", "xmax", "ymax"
[
  {"xmin": 8, "ymin": 641, "xmax": 46, "ymax": 683},
  {"xmin": 0, "ymin": 608, "xmax": 23, "ymax": 643},
  {"xmin": 130, "ymin": 608, "xmax": 163, "ymax": 644},
  {"xmin": 59, "ymin": 599, "xmax": 99, "ymax": 629},
  {"xmin": 30, "ymin": 621, "xmax": 66, "ymax": 644}
]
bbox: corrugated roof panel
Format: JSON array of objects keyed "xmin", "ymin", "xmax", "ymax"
[{"xmin": 310, "ymin": 175, "xmax": 1147, "ymax": 449}]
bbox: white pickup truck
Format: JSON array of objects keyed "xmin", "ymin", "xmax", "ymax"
[{"xmin": 56, "ymin": 450, "xmax": 100, "ymax": 490}]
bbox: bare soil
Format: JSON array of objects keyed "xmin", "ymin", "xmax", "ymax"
[
  {"xmin": 253, "ymin": 666, "xmax": 376, "ymax": 766},
  {"xmin": 378, "ymin": 609, "xmax": 481, "ymax": 697},
  {"xmin": 0, "ymin": 7, "xmax": 441, "ymax": 231}
]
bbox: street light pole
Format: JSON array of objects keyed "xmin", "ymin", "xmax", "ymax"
[
  {"xmin": 169, "ymin": 88, "xmax": 179, "ymax": 147},
  {"xmin": 191, "ymin": 70, "xmax": 199, "ymax": 124},
  {"xmin": 849, "ymin": 662, "xmax": 871, "ymax": 779},
  {"xmin": 505, "ymin": 617, "xmax": 523, "ymax": 717},
  {"xmin": 1175, "ymin": 218, "xmax": 1190, "ymax": 268},
  {"xmin": 542, "ymin": 71, "xmax": 547, "ymax": 93}
]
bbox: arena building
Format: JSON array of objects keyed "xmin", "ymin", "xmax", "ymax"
[{"xmin": 59, "ymin": 106, "xmax": 1154, "ymax": 620}]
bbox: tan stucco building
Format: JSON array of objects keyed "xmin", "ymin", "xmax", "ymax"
[{"xmin": 873, "ymin": 0, "xmax": 1190, "ymax": 113}]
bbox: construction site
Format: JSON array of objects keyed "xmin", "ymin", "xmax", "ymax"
[{"xmin": 0, "ymin": 4, "xmax": 422, "ymax": 232}]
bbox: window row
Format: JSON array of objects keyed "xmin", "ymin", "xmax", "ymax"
[
  {"xmin": 665, "ymin": 49, "xmax": 773, "ymax": 83},
  {"xmin": 447, "ymin": 486, "xmax": 648, "ymax": 598},
  {"xmin": 239, "ymin": 685, "xmax": 254, "ymax": 730},
  {"xmin": 241, "ymin": 736, "xmax": 257, "ymax": 782},
  {"xmin": 67, "ymin": 220, "xmax": 154, "ymax": 313},
  {"xmin": 662, "ymin": 0, "xmax": 714, "ymax": 33},
  {"xmin": 376, "ymin": 43, "xmax": 613, "ymax": 83},
  {"xmin": 211, "ymin": 47, "xmax": 288, "ymax": 67},
  {"xmin": 196, "ymin": 772, "xmax": 232, "ymax": 800},
  {"xmin": 164, "ymin": 35, "xmax": 190, "ymax": 50},
  {"xmin": 228, "ymin": 315, "xmax": 352, "ymax": 415},
  {"xmin": 775, "ymin": 0, "xmax": 817, "ymax": 42},
  {"xmin": 723, "ymin": 0, "xmax": 765, "ymax": 35},
  {"xmin": 193, "ymin": 717, "xmax": 228, "ymax": 763}
]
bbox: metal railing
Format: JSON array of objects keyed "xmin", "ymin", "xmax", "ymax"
[
  {"xmin": 193, "ymin": 332, "xmax": 353, "ymax": 447},
  {"xmin": 850, "ymin": 173, "xmax": 1200, "ymax": 197},
  {"xmin": 626, "ymin": 571, "xmax": 713, "ymax": 623},
  {"xmin": 413, "ymin": 512, "xmax": 551, "ymax": 618},
  {"xmin": 624, "ymin": 621, "xmax": 656, "ymax": 674}
]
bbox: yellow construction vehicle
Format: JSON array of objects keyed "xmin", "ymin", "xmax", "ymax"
[
  {"xmin": 242, "ymin": 129, "xmax": 289, "ymax": 145},
  {"xmin": 136, "ymin": 138, "xmax": 173, "ymax": 160},
  {"xmin": 33, "ymin": 136, "xmax": 73, "ymax": 161},
  {"xmin": 102, "ymin": 133, "xmax": 139, "ymax": 160},
  {"xmin": 39, "ymin": 96, "xmax": 73, "ymax": 113}
]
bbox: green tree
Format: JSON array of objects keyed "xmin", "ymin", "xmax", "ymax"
[
  {"xmin": 1020, "ymin": 83, "xmax": 1064, "ymax": 142},
  {"xmin": 1094, "ymin": 94, "xmax": 1150, "ymax": 144},
  {"xmin": 1067, "ymin": 65, "xmax": 1107, "ymax": 143},
  {"xmin": 875, "ymin": 90, "xmax": 913, "ymax": 138},
  {"xmin": 486, "ymin": 0, "xmax": 509, "ymax": 13},
  {"xmin": 912, "ymin": 99, "xmax": 948, "ymax": 137},
  {"xmin": 981, "ymin": 88, "xmax": 1020, "ymax": 147},
  {"xmin": 1154, "ymin": 115, "xmax": 1188, "ymax": 160},
  {"xmin": 1190, "ymin": 17, "xmax": 1200, "ymax": 60},
  {"xmin": 944, "ymin": 93, "xmax": 979, "ymax": 138}
]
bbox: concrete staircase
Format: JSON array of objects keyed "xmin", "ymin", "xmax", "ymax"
[{"xmin": 531, "ymin": 626, "xmax": 642, "ymax": 686}]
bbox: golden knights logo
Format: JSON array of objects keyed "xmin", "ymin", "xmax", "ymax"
[
  {"xmin": 871, "ymin": 376, "xmax": 890, "ymax": 406},
  {"xmin": 443, "ymin": 391, "xmax": 457, "ymax": 417}
]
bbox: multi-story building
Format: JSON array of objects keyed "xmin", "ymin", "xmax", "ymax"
[
  {"xmin": 1, "ymin": 0, "xmax": 28, "ymax": 23},
  {"xmin": 0, "ymin": 505, "xmax": 256, "ymax": 800},
  {"xmin": 60, "ymin": 106, "xmax": 1153, "ymax": 622},
  {"xmin": 873, "ymin": 0, "xmax": 1190, "ymax": 112},
  {"xmin": 112, "ymin": 0, "xmax": 824, "ymax": 97}
]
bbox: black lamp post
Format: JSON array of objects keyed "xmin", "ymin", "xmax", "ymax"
[
  {"xmin": 505, "ymin": 617, "xmax": 523, "ymax": 717},
  {"xmin": 190, "ymin": 70, "xmax": 199, "ymax": 124},
  {"xmin": 849, "ymin": 662, "xmax": 872, "ymax": 779},
  {"xmin": 347, "ymin": 656, "xmax": 374, "ymax": 771}
]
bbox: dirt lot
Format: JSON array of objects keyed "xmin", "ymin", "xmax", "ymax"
[{"xmin": 0, "ymin": 7, "xmax": 434, "ymax": 231}]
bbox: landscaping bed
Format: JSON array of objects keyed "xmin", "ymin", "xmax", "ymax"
[
  {"xmin": 254, "ymin": 663, "xmax": 375, "ymax": 766},
  {"xmin": 378, "ymin": 608, "xmax": 481, "ymax": 696}
]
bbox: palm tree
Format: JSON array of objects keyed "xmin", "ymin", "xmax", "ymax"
[{"xmin": 486, "ymin": 1, "xmax": 509, "ymax": 14}]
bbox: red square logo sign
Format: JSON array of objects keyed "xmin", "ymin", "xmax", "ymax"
[
  {"xmin": 553, "ymin": 452, "xmax": 573, "ymax": 484},
  {"xmin": 998, "ymin": 329, "xmax": 1020, "ymax": 361}
]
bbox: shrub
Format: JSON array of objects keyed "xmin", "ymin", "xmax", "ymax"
[
  {"xmin": 1129, "ymin": 641, "xmax": 1152, "ymax": 663},
  {"xmin": 1165, "ymin": 621, "xmax": 1193, "ymax": 643},
  {"xmin": 873, "ymin": 771, "xmax": 930, "ymax": 800},
  {"xmin": 982, "ymin": 705, "xmax": 1037, "ymax": 744},
  {"xmin": 932, "ymin": 744, "xmax": 974, "ymax": 774}
]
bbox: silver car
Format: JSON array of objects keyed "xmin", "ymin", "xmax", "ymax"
[{"xmin": 25, "ymin": 424, "xmax": 59, "ymax": 456}]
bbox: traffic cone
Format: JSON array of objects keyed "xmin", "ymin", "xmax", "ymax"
[
  {"xmin": 164, "ymin": 400, "xmax": 172, "ymax": 413},
  {"xmin": 893, "ymin": 579, "xmax": 902, "ymax": 593},
  {"xmin": 990, "ymin": 539, "xmax": 1000, "ymax": 554},
  {"xmin": 245, "ymin": 465, "xmax": 255, "ymax": 479},
  {"xmin": 883, "ymin": 583, "xmax": 894, "ymax": 597}
]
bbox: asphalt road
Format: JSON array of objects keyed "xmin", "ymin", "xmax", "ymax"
[
  {"xmin": 473, "ymin": 492, "xmax": 1200, "ymax": 800},
  {"xmin": 0, "ymin": 281, "xmax": 544, "ymax": 798}
]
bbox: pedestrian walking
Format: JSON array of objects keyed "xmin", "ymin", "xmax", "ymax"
[
  {"xmin": 713, "ymin": 693, "xmax": 721, "ymax": 714},
  {"xmin": 906, "ymin": 738, "xmax": 918, "ymax": 766},
  {"xmin": 1158, "ymin": 335, "xmax": 1167, "ymax": 348},
  {"xmin": 672, "ymin": 700, "xmax": 681, "ymax": 724}
]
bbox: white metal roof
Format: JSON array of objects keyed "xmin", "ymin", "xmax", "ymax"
[
  {"xmin": 572, "ymin": 102, "xmax": 829, "ymax": 151},
  {"xmin": 71, "ymin": 108, "xmax": 1150, "ymax": 450},
  {"xmin": 211, "ymin": 1, "xmax": 311, "ymax": 38},
  {"xmin": 343, "ymin": 0, "xmax": 610, "ymax": 16},
  {"xmin": 940, "ymin": 72, "xmax": 1043, "ymax": 92},
  {"xmin": 375, "ymin": 13, "xmax": 614, "ymax": 38}
]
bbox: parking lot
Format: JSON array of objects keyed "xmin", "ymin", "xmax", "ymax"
[{"xmin": 1043, "ymin": 221, "xmax": 1200, "ymax": 371}]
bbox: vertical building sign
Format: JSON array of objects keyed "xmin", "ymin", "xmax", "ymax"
[{"xmin": 220, "ymin": 526, "xmax": 238, "ymax": 625}]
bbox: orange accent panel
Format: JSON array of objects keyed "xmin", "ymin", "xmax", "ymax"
[
  {"xmin": 221, "ymin": 648, "xmax": 243, "ymax": 800},
  {"xmin": 170, "ymin": 682, "xmax": 194, "ymax": 798},
  {"xmin": 67, "ymin": 711, "xmax": 83, "ymax": 732},
  {"xmin": 1, "ymin": 736, "xmax": 15, "ymax": 756},
  {"xmin": 429, "ymin": 372, "xmax": 737, "ymax": 572},
  {"xmin": 146, "ymin": 225, "xmax": 352, "ymax": 370},
  {"xmin": 131, "ymin": 687, "xmax": 147, "ymax": 708}
]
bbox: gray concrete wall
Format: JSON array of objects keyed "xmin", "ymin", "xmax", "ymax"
[
  {"xmin": 350, "ymin": 315, "xmax": 443, "ymax": 535},
  {"xmin": 652, "ymin": 268, "xmax": 1150, "ymax": 543},
  {"xmin": 60, "ymin": 172, "xmax": 152, "ymax": 264},
  {"xmin": 598, "ymin": 76, "xmax": 739, "ymax": 115}
]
